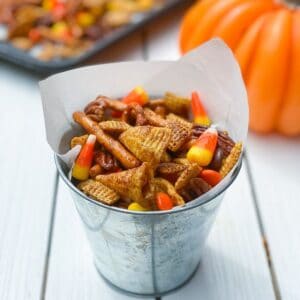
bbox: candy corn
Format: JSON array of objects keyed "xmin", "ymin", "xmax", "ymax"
[
  {"xmin": 128, "ymin": 202, "xmax": 148, "ymax": 211},
  {"xmin": 72, "ymin": 134, "xmax": 96, "ymax": 181},
  {"xmin": 42, "ymin": 0, "xmax": 55, "ymax": 11},
  {"xmin": 76, "ymin": 11, "xmax": 95, "ymax": 27},
  {"xmin": 52, "ymin": 1, "xmax": 67, "ymax": 19},
  {"xmin": 28, "ymin": 28, "xmax": 41, "ymax": 43},
  {"xmin": 122, "ymin": 86, "xmax": 149, "ymax": 106},
  {"xmin": 156, "ymin": 192, "xmax": 174, "ymax": 211},
  {"xmin": 191, "ymin": 91, "xmax": 211, "ymax": 126},
  {"xmin": 187, "ymin": 127, "xmax": 218, "ymax": 166},
  {"xmin": 51, "ymin": 21, "xmax": 72, "ymax": 42},
  {"xmin": 42, "ymin": 0, "xmax": 66, "ymax": 18},
  {"xmin": 200, "ymin": 169, "xmax": 222, "ymax": 187}
]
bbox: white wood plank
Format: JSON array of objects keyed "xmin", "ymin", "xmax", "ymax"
[
  {"xmin": 0, "ymin": 63, "xmax": 57, "ymax": 299},
  {"xmin": 164, "ymin": 165, "xmax": 275, "ymax": 300},
  {"xmin": 45, "ymin": 34, "xmax": 145, "ymax": 300},
  {"xmin": 247, "ymin": 133, "xmax": 300, "ymax": 300},
  {"xmin": 45, "ymin": 180, "xmax": 144, "ymax": 300}
]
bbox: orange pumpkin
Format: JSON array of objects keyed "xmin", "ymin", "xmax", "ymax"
[{"xmin": 180, "ymin": 0, "xmax": 300, "ymax": 136}]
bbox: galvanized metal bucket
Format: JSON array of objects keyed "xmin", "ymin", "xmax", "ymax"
[{"xmin": 55, "ymin": 155, "xmax": 242, "ymax": 297}]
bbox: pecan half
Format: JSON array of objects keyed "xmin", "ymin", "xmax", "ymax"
[
  {"xmin": 180, "ymin": 177, "xmax": 211, "ymax": 202},
  {"xmin": 94, "ymin": 151, "xmax": 119, "ymax": 172}
]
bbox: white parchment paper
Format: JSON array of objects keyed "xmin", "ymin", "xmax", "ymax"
[{"xmin": 40, "ymin": 39, "xmax": 248, "ymax": 183}]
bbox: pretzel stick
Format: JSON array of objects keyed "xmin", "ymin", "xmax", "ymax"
[{"xmin": 73, "ymin": 112, "xmax": 140, "ymax": 169}]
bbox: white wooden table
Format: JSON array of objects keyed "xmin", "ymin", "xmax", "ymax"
[{"xmin": 1, "ymin": 5, "xmax": 300, "ymax": 300}]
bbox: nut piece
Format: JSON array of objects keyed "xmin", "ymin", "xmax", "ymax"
[
  {"xmin": 94, "ymin": 151, "xmax": 119, "ymax": 171},
  {"xmin": 208, "ymin": 147, "xmax": 224, "ymax": 171},
  {"xmin": 180, "ymin": 178, "xmax": 211, "ymax": 202},
  {"xmin": 78, "ymin": 179, "xmax": 120, "ymax": 205},
  {"xmin": 220, "ymin": 142, "xmax": 242, "ymax": 177}
]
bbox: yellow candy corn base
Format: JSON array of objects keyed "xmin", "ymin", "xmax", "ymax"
[
  {"xmin": 187, "ymin": 147, "xmax": 213, "ymax": 167},
  {"xmin": 128, "ymin": 202, "xmax": 148, "ymax": 211},
  {"xmin": 72, "ymin": 164, "xmax": 89, "ymax": 181},
  {"xmin": 194, "ymin": 116, "xmax": 211, "ymax": 126}
]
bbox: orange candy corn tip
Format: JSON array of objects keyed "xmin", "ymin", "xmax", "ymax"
[
  {"xmin": 187, "ymin": 127, "xmax": 218, "ymax": 167},
  {"xmin": 200, "ymin": 169, "xmax": 222, "ymax": 187},
  {"xmin": 156, "ymin": 192, "xmax": 174, "ymax": 211},
  {"xmin": 191, "ymin": 91, "xmax": 211, "ymax": 126},
  {"xmin": 122, "ymin": 86, "xmax": 149, "ymax": 106},
  {"xmin": 72, "ymin": 134, "xmax": 96, "ymax": 181}
]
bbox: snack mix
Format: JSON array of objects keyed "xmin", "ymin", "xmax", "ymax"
[
  {"xmin": 0, "ymin": 0, "xmax": 162, "ymax": 60},
  {"xmin": 70, "ymin": 87, "xmax": 243, "ymax": 211}
]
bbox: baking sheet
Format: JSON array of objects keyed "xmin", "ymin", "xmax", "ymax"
[{"xmin": 0, "ymin": 0, "xmax": 187, "ymax": 74}]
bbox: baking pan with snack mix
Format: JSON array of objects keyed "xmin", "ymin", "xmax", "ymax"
[
  {"xmin": 0, "ymin": 0, "xmax": 185, "ymax": 73},
  {"xmin": 68, "ymin": 87, "xmax": 243, "ymax": 211}
]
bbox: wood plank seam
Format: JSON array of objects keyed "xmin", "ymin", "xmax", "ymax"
[
  {"xmin": 244, "ymin": 153, "xmax": 281, "ymax": 300},
  {"xmin": 40, "ymin": 172, "xmax": 60, "ymax": 300}
]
